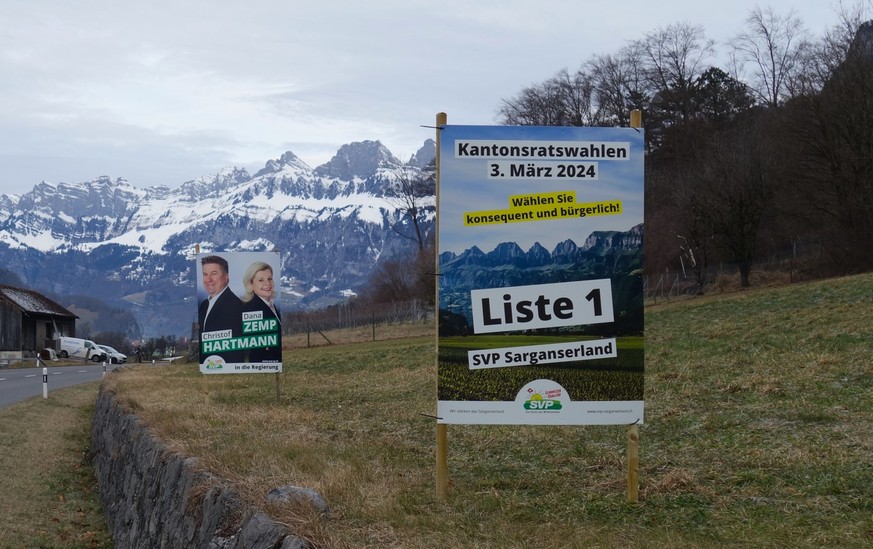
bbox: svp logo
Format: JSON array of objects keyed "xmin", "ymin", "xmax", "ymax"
[
  {"xmin": 523, "ymin": 389, "xmax": 563, "ymax": 411},
  {"xmin": 203, "ymin": 355, "xmax": 226, "ymax": 370}
]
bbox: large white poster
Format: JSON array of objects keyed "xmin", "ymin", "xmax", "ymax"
[
  {"xmin": 437, "ymin": 125, "xmax": 644, "ymax": 425},
  {"xmin": 196, "ymin": 251, "xmax": 282, "ymax": 374}
]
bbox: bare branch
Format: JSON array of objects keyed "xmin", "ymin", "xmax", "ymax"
[{"xmin": 730, "ymin": 6, "xmax": 810, "ymax": 107}]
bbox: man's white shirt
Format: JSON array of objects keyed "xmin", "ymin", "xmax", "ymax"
[{"xmin": 203, "ymin": 286, "xmax": 230, "ymax": 325}]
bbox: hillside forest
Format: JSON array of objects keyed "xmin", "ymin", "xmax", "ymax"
[{"xmin": 496, "ymin": 5, "xmax": 873, "ymax": 292}]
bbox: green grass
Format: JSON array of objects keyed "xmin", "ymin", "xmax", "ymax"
[
  {"xmin": 0, "ymin": 382, "xmax": 112, "ymax": 548},
  {"xmin": 89, "ymin": 274, "xmax": 873, "ymax": 546}
]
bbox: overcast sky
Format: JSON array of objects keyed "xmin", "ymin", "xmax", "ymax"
[{"xmin": 0, "ymin": 0, "xmax": 859, "ymax": 196}]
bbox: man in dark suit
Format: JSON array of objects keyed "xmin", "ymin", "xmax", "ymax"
[{"xmin": 198, "ymin": 255, "xmax": 244, "ymax": 363}]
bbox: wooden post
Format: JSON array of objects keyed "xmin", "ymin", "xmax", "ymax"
[
  {"xmin": 435, "ymin": 112, "xmax": 449, "ymax": 501},
  {"xmin": 195, "ymin": 243, "xmax": 209, "ymax": 405},
  {"xmin": 436, "ymin": 423, "xmax": 448, "ymax": 501},
  {"xmin": 275, "ymin": 371, "xmax": 280, "ymax": 404},
  {"xmin": 627, "ymin": 424, "xmax": 640, "ymax": 503},
  {"xmin": 627, "ymin": 109, "xmax": 642, "ymax": 503},
  {"xmin": 630, "ymin": 109, "xmax": 642, "ymax": 129}
]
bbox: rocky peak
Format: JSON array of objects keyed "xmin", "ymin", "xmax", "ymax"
[
  {"xmin": 13, "ymin": 176, "xmax": 142, "ymax": 217},
  {"xmin": 314, "ymin": 140, "xmax": 401, "ymax": 180},
  {"xmin": 582, "ymin": 224, "xmax": 644, "ymax": 252},
  {"xmin": 178, "ymin": 167, "xmax": 252, "ymax": 200},
  {"xmin": 487, "ymin": 242, "xmax": 526, "ymax": 265},
  {"xmin": 407, "ymin": 139, "xmax": 436, "ymax": 169},
  {"xmin": 254, "ymin": 151, "xmax": 312, "ymax": 178},
  {"xmin": 853, "ymin": 20, "xmax": 873, "ymax": 59}
]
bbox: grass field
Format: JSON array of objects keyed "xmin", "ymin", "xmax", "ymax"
[
  {"xmin": 97, "ymin": 273, "xmax": 873, "ymax": 548},
  {"xmin": 0, "ymin": 382, "xmax": 112, "ymax": 548},
  {"xmin": 3, "ymin": 273, "xmax": 872, "ymax": 547}
]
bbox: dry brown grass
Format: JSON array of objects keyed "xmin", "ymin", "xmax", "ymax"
[
  {"xmin": 102, "ymin": 328, "xmax": 441, "ymax": 547},
  {"xmin": 0, "ymin": 383, "xmax": 111, "ymax": 547},
  {"xmin": 101, "ymin": 274, "xmax": 873, "ymax": 548},
  {"xmin": 281, "ymin": 320, "xmax": 434, "ymax": 349}
]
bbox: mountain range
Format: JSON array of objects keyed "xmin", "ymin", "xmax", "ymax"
[
  {"xmin": 0, "ymin": 137, "xmax": 643, "ymax": 340},
  {"xmin": 438, "ymin": 223, "xmax": 644, "ymax": 336},
  {"xmin": 0, "ymin": 139, "xmax": 437, "ymax": 338}
]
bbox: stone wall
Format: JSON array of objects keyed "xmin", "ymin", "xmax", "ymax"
[{"xmin": 91, "ymin": 385, "xmax": 309, "ymax": 548}]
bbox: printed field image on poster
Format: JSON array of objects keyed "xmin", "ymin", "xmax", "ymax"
[
  {"xmin": 196, "ymin": 251, "xmax": 283, "ymax": 374},
  {"xmin": 437, "ymin": 125, "xmax": 644, "ymax": 425}
]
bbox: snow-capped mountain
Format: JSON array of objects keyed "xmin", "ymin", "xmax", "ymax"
[
  {"xmin": 0, "ymin": 139, "xmax": 437, "ymax": 337},
  {"xmin": 437, "ymin": 223, "xmax": 644, "ymax": 336}
]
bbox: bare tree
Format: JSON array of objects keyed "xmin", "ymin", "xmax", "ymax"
[
  {"xmin": 379, "ymin": 165, "xmax": 437, "ymax": 305},
  {"xmin": 787, "ymin": 14, "xmax": 873, "ymax": 271},
  {"xmin": 587, "ymin": 47, "xmax": 651, "ymax": 127},
  {"xmin": 364, "ymin": 244, "xmax": 435, "ymax": 306},
  {"xmin": 497, "ymin": 68, "xmax": 605, "ymax": 126},
  {"xmin": 701, "ymin": 116, "xmax": 774, "ymax": 287},
  {"xmin": 366, "ymin": 259, "xmax": 418, "ymax": 303},
  {"xmin": 672, "ymin": 166, "xmax": 719, "ymax": 292},
  {"xmin": 552, "ymin": 68, "xmax": 604, "ymax": 126},
  {"xmin": 386, "ymin": 165, "xmax": 435, "ymax": 252},
  {"xmin": 730, "ymin": 6, "xmax": 810, "ymax": 107},
  {"xmin": 795, "ymin": 1, "xmax": 872, "ymax": 96},
  {"xmin": 633, "ymin": 22, "xmax": 715, "ymax": 123},
  {"xmin": 498, "ymin": 72, "xmax": 566, "ymax": 126}
]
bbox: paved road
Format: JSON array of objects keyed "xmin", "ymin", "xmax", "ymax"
[{"xmin": 0, "ymin": 363, "xmax": 110, "ymax": 409}]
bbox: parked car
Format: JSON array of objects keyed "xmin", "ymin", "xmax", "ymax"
[
  {"xmin": 57, "ymin": 337, "xmax": 108, "ymax": 362},
  {"xmin": 98, "ymin": 345, "xmax": 127, "ymax": 364}
]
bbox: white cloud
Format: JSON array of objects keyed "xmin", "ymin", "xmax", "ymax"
[{"xmin": 0, "ymin": 0, "xmax": 853, "ymax": 194}]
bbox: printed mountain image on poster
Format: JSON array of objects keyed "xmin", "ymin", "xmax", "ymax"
[{"xmin": 437, "ymin": 125, "xmax": 644, "ymax": 425}]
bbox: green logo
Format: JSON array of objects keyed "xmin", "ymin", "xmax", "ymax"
[{"xmin": 523, "ymin": 395, "xmax": 562, "ymax": 411}]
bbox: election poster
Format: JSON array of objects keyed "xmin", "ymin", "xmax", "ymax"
[
  {"xmin": 437, "ymin": 125, "xmax": 644, "ymax": 425},
  {"xmin": 196, "ymin": 251, "xmax": 283, "ymax": 374}
]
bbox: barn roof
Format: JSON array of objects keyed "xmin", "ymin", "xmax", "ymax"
[{"xmin": 0, "ymin": 284, "xmax": 77, "ymax": 319}]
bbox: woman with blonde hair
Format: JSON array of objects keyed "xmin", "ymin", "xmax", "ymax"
[{"xmin": 241, "ymin": 261, "xmax": 281, "ymax": 363}]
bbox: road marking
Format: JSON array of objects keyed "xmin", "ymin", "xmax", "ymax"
[{"xmin": 25, "ymin": 374, "xmax": 36, "ymax": 378}]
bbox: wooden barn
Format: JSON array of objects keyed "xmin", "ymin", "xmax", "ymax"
[{"xmin": 0, "ymin": 284, "xmax": 77, "ymax": 360}]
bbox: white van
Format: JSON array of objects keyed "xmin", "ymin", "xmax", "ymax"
[{"xmin": 57, "ymin": 337, "xmax": 108, "ymax": 362}]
